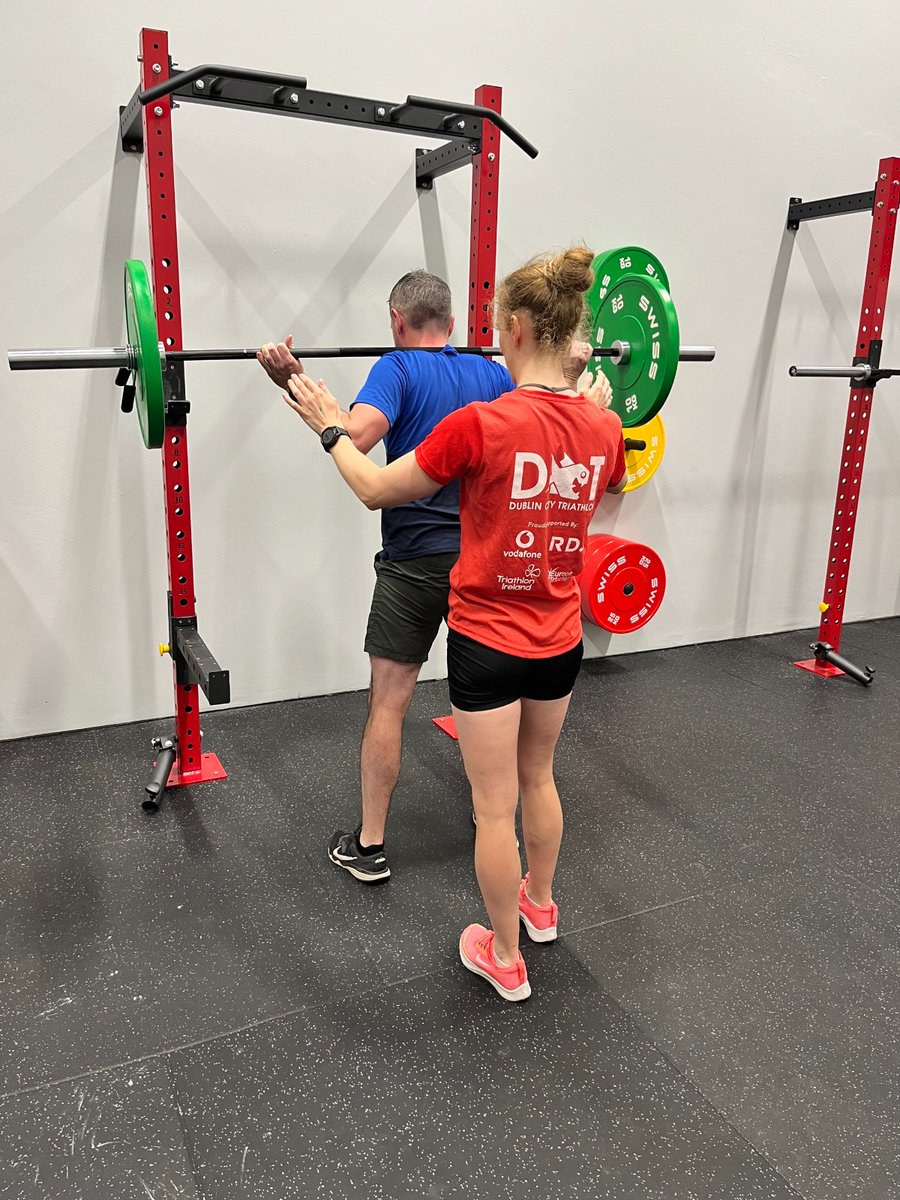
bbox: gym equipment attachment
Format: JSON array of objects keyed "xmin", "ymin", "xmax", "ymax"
[
  {"xmin": 8, "ymin": 253, "xmax": 715, "ymax": 451},
  {"xmin": 622, "ymin": 415, "xmax": 665, "ymax": 492},
  {"xmin": 789, "ymin": 362, "xmax": 900, "ymax": 385},
  {"xmin": 578, "ymin": 534, "xmax": 666, "ymax": 632},
  {"xmin": 586, "ymin": 246, "xmax": 714, "ymax": 428},
  {"xmin": 786, "ymin": 159, "xmax": 899, "ymax": 685},
  {"xmin": 806, "ymin": 642, "xmax": 874, "ymax": 687},
  {"xmin": 124, "ymin": 258, "xmax": 166, "ymax": 450}
]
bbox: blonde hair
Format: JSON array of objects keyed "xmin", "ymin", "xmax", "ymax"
[{"xmin": 494, "ymin": 247, "xmax": 594, "ymax": 352}]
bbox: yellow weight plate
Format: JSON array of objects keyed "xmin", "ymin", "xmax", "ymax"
[{"xmin": 623, "ymin": 415, "xmax": 666, "ymax": 492}]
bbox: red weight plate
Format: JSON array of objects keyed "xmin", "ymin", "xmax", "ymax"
[{"xmin": 578, "ymin": 534, "xmax": 666, "ymax": 632}]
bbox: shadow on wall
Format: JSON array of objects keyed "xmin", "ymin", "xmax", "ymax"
[
  {"xmin": 718, "ymin": 226, "xmax": 795, "ymax": 637},
  {"xmin": 173, "ymin": 169, "xmax": 418, "ymax": 462},
  {"xmin": 60, "ymin": 129, "xmax": 144, "ymax": 719},
  {"xmin": 0, "ymin": 558, "xmax": 66, "ymax": 740},
  {"xmin": 3, "ymin": 127, "xmax": 144, "ymax": 729},
  {"xmin": 0, "ymin": 128, "xmax": 122, "ymax": 263},
  {"xmin": 783, "ymin": 227, "xmax": 861, "ymax": 620},
  {"xmin": 417, "ymin": 185, "xmax": 449, "ymax": 288},
  {"xmin": 797, "ymin": 230, "xmax": 858, "ymax": 349}
]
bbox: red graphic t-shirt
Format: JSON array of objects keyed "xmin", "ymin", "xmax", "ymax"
[{"xmin": 415, "ymin": 387, "xmax": 626, "ymax": 657}]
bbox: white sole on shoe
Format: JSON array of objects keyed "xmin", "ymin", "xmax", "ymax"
[
  {"xmin": 519, "ymin": 910, "xmax": 558, "ymax": 943},
  {"xmin": 458, "ymin": 935, "xmax": 532, "ymax": 1002},
  {"xmin": 327, "ymin": 848, "xmax": 390, "ymax": 882}
]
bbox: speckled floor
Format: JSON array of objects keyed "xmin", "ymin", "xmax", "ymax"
[{"xmin": 1, "ymin": 619, "xmax": 898, "ymax": 1200}]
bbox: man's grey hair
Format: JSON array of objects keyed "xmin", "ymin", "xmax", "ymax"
[{"xmin": 388, "ymin": 270, "xmax": 452, "ymax": 330}]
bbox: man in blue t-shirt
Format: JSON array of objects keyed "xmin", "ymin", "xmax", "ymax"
[{"xmin": 259, "ymin": 271, "xmax": 589, "ymax": 884}]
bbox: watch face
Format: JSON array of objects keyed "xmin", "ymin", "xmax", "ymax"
[{"xmin": 322, "ymin": 426, "xmax": 344, "ymax": 451}]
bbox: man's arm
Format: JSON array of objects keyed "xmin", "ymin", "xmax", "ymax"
[
  {"xmin": 340, "ymin": 402, "xmax": 390, "ymax": 454},
  {"xmin": 259, "ymin": 338, "xmax": 391, "ymax": 453}
]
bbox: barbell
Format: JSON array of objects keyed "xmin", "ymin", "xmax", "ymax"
[{"xmin": 8, "ymin": 252, "xmax": 715, "ymax": 450}]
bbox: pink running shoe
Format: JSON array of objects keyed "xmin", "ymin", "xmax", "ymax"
[
  {"xmin": 458, "ymin": 924, "xmax": 531, "ymax": 1002},
  {"xmin": 518, "ymin": 875, "xmax": 558, "ymax": 943}
]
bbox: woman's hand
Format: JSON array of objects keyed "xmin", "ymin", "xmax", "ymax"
[
  {"xmin": 580, "ymin": 369, "xmax": 613, "ymax": 409},
  {"xmin": 283, "ymin": 373, "xmax": 343, "ymax": 434}
]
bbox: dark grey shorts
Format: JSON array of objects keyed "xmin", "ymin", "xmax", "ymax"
[{"xmin": 364, "ymin": 553, "xmax": 458, "ymax": 664}]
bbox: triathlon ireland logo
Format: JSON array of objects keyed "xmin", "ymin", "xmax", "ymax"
[{"xmin": 497, "ymin": 562, "xmax": 541, "ymax": 591}]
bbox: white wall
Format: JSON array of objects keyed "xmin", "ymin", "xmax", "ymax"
[{"xmin": 2, "ymin": 1, "xmax": 899, "ymax": 739}]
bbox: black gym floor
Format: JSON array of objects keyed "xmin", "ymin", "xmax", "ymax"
[{"xmin": 1, "ymin": 619, "xmax": 898, "ymax": 1200}]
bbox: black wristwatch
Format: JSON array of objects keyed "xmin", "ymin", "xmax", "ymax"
[{"xmin": 320, "ymin": 426, "xmax": 350, "ymax": 453}]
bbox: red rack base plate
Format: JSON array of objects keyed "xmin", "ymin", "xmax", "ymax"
[{"xmin": 794, "ymin": 658, "xmax": 844, "ymax": 679}]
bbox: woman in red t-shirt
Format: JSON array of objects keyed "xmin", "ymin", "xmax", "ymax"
[{"xmin": 285, "ymin": 248, "xmax": 626, "ymax": 1002}]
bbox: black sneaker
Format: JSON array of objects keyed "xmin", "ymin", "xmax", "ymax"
[{"xmin": 327, "ymin": 830, "xmax": 391, "ymax": 883}]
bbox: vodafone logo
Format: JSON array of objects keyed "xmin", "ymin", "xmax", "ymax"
[{"xmin": 505, "ymin": 528, "xmax": 540, "ymax": 559}]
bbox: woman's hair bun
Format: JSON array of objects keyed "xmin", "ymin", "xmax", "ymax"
[{"xmin": 543, "ymin": 247, "xmax": 594, "ymax": 295}]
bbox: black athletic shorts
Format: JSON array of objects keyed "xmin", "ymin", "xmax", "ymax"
[
  {"xmin": 364, "ymin": 552, "xmax": 457, "ymax": 664},
  {"xmin": 447, "ymin": 628, "xmax": 584, "ymax": 712}
]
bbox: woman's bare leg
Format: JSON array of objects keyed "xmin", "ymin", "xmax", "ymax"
[{"xmin": 451, "ymin": 701, "xmax": 522, "ymax": 965}]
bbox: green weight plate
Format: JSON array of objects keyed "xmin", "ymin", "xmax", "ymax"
[
  {"xmin": 586, "ymin": 246, "xmax": 670, "ymax": 318},
  {"xmin": 591, "ymin": 275, "xmax": 680, "ymax": 427},
  {"xmin": 124, "ymin": 259, "xmax": 164, "ymax": 450}
]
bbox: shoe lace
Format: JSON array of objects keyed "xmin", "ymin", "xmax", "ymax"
[
  {"xmin": 476, "ymin": 932, "xmax": 519, "ymax": 972},
  {"xmin": 475, "ymin": 933, "xmax": 494, "ymax": 957}
]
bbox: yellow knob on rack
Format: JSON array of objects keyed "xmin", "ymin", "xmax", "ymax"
[
  {"xmin": 159, "ymin": 642, "xmax": 171, "ymax": 656},
  {"xmin": 818, "ymin": 603, "xmax": 829, "ymax": 614}
]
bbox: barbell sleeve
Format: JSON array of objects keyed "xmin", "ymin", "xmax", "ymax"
[
  {"xmin": 789, "ymin": 364, "xmax": 872, "ymax": 380},
  {"xmin": 677, "ymin": 346, "xmax": 716, "ymax": 362},
  {"xmin": 8, "ymin": 347, "xmax": 133, "ymax": 371}
]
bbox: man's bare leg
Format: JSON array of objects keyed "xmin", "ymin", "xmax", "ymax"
[{"xmin": 358, "ymin": 655, "xmax": 422, "ymax": 847}]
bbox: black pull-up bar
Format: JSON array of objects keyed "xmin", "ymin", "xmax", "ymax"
[
  {"xmin": 391, "ymin": 95, "xmax": 539, "ymax": 159},
  {"xmin": 140, "ymin": 65, "xmax": 309, "ymax": 104},
  {"xmin": 137, "ymin": 66, "xmax": 537, "ymax": 159}
]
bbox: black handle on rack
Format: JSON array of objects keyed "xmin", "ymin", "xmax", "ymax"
[
  {"xmin": 811, "ymin": 642, "xmax": 875, "ymax": 687},
  {"xmin": 144, "ymin": 741, "xmax": 177, "ymax": 809},
  {"xmin": 140, "ymin": 65, "xmax": 308, "ymax": 105},
  {"xmin": 392, "ymin": 95, "xmax": 539, "ymax": 159}
]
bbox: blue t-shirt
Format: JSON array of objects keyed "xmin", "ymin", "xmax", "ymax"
[{"xmin": 351, "ymin": 346, "xmax": 513, "ymax": 560}]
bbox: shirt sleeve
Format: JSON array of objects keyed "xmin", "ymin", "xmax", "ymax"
[
  {"xmin": 488, "ymin": 360, "xmax": 515, "ymax": 398},
  {"xmin": 415, "ymin": 404, "xmax": 485, "ymax": 485},
  {"xmin": 349, "ymin": 353, "xmax": 407, "ymax": 428}
]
